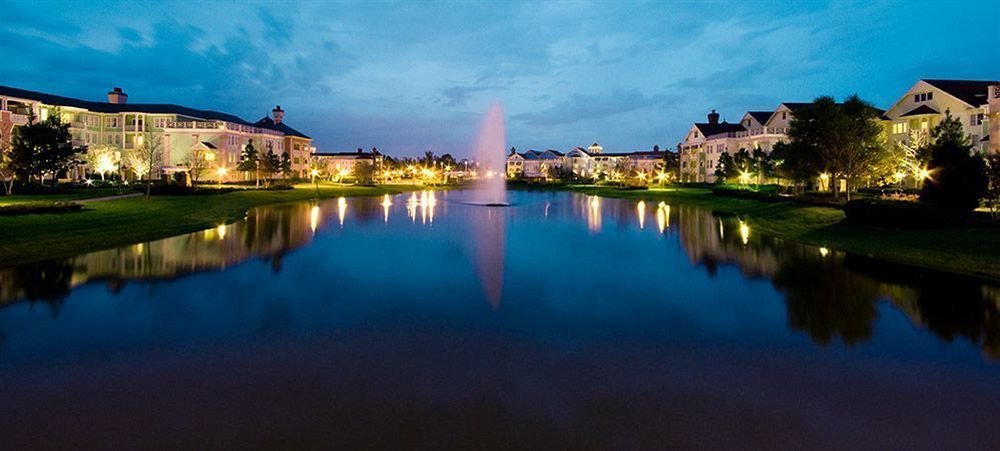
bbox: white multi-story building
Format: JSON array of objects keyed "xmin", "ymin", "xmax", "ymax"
[
  {"xmin": 883, "ymin": 79, "xmax": 997, "ymax": 153},
  {"xmin": 678, "ymin": 110, "xmax": 747, "ymax": 183},
  {"xmin": 0, "ymin": 85, "xmax": 313, "ymax": 181},
  {"xmin": 506, "ymin": 142, "xmax": 671, "ymax": 181}
]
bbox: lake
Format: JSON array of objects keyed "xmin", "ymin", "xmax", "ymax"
[{"xmin": 1, "ymin": 189, "xmax": 998, "ymax": 449}]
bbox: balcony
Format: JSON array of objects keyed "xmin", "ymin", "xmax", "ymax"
[
  {"xmin": 125, "ymin": 125, "xmax": 143, "ymax": 132},
  {"xmin": 70, "ymin": 121, "xmax": 86, "ymax": 129},
  {"xmin": 10, "ymin": 113, "xmax": 28, "ymax": 125}
]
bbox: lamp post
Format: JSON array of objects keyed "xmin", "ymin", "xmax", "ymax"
[{"xmin": 216, "ymin": 166, "xmax": 228, "ymax": 188}]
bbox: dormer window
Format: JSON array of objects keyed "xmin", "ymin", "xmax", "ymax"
[
  {"xmin": 914, "ymin": 92, "xmax": 933, "ymax": 102},
  {"xmin": 781, "ymin": 112, "xmax": 787, "ymax": 120}
]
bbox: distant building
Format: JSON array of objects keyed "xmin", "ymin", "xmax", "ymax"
[
  {"xmin": 506, "ymin": 142, "xmax": 671, "ymax": 181},
  {"xmin": 0, "ymin": 85, "xmax": 312, "ymax": 181},
  {"xmin": 883, "ymin": 79, "xmax": 998, "ymax": 153},
  {"xmin": 311, "ymin": 149, "xmax": 382, "ymax": 179}
]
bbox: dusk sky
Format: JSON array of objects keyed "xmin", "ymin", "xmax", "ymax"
[{"xmin": 2, "ymin": 0, "xmax": 998, "ymax": 158}]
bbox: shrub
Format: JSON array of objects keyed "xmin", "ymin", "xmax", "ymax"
[
  {"xmin": 0, "ymin": 201, "xmax": 83, "ymax": 216},
  {"xmin": 844, "ymin": 199, "xmax": 953, "ymax": 227}
]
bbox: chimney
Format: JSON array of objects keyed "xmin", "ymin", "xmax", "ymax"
[
  {"xmin": 707, "ymin": 109, "xmax": 719, "ymax": 124},
  {"xmin": 107, "ymin": 87, "xmax": 127, "ymax": 104},
  {"xmin": 272, "ymin": 105, "xmax": 285, "ymax": 124}
]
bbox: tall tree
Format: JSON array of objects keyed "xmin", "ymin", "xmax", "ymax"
[
  {"xmin": 785, "ymin": 95, "xmax": 889, "ymax": 199},
  {"xmin": 9, "ymin": 111, "xmax": 84, "ymax": 185},
  {"xmin": 280, "ymin": 152, "xmax": 292, "ymax": 180},
  {"xmin": 134, "ymin": 132, "xmax": 163, "ymax": 198},
  {"xmin": 237, "ymin": 139, "xmax": 259, "ymax": 186},
  {"xmin": 714, "ymin": 152, "xmax": 735, "ymax": 181},
  {"xmin": 985, "ymin": 153, "xmax": 1000, "ymax": 221},
  {"xmin": 919, "ymin": 111, "xmax": 988, "ymax": 214},
  {"xmin": 185, "ymin": 146, "xmax": 211, "ymax": 184},
  {"xmin": 0, "ymin": 129, "xmax": 14, "ymax": 194},
  {"xmin": 770, "ymin": 140, "xmax": 820, "ymax": 189},
  {"xmin": 83, "ymin": 145, "xmax": 119, "ymax": 181},
  {"xmin": 258, "ymin": 143, "xmax": 280, "ymax": 186}
]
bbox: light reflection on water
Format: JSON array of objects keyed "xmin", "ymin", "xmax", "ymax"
[{"xmin": 0, "ymin": 189, "xmax": 999, "ymax": 447}]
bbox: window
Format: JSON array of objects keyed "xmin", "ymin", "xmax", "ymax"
[
  {"xmin": 892, "ymin": 122, "xmax": 908, "ymax": 134},
  {"xmin": 106, "ymin": 117, "xmax": 119, "ymax": 128},
  {"xmin": 781, "ymin": 112, "xmax": 787, "ymax": 120},
  {"xmin": 971, "ymin": 113, "xmax": 984, "ymax": 126},
  {"xmin": 927, "ymin": 92, "xmax": 932, "ymax": 100},
  {"xmin": 914, "ymin": 94, "xmax": 921, "ymax": 102},
  {"xmin": 153, "ymin": 117, "xmax": 168, "ymax": 128},
  {"xmin": 86, "ymin": 115, "xmax": 100, "ymax": 127}
]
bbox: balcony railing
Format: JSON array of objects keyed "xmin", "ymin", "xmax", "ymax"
[
  {"xmin": 165, "ymin": 120, "xmax": 284, "ymax": 136},
  {"xmin": 10, "ymin": 113, "xmax": 28, "ymax": 125},
  {"xmin": 70, "ymin": 121, "xmax": 86, "ymax": 129},
  {"xmin": 125, "ymin": 125, "xmax": 143, "ymax": 132}
]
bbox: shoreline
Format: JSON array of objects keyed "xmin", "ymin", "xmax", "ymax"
[
  {"xmin": 0, "ymin": 183, "xmax": 428, "ymax": 267},
  {"xmin": 509, "ymin": 184, "xmax": 1000, "ymax": 282},
  {"xmin": 2, "ymin": 183, "xmax": 998, "ymax": 282}
]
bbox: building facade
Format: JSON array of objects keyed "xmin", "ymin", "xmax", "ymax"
[
  {"xmin": 883, "ymin": 79, "xmax": 996, "ymax": 154},
  {"xmin": 506, "ymin": 142, "xmax": 671, "ymax": 181},
  {"xmin": 0, "ymin": 85, "xmax": 313, "ymax": 181}
]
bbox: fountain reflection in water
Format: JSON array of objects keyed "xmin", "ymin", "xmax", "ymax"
[{"xmin": 469, "ymin": 102, "xmax": 507, "ymax": 206}]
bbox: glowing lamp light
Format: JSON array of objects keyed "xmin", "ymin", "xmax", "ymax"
[
  {"xmin": 739, "ymin": 171, "xmax": 752, "ymax": 184},
  {"xmin": 917, "ymin": 168, "xmax": 931, "ymax": 180},
  {"xmin": 819, "ymin": 247, "xmax": 830, "ymax": 257},
  {"xmin": 216, "ymin": 167, "xmax": 228, "ymax": 178},
  {"xmin": 216, "ymin": 224, "xmax": 227, "ymax": 240},
  {"xmin": 85, "ymin": 179, "xmax": 94, "ymax": 186},
  {"xmin": 310, "ymin": 168, "xmax": 320, "ymax": 178},
  {"xmin": 819, "ymin": 172, "xmax": 830, "ymax": 180},
  {"xmin": 739, "ymin": 220, "xmax": 750, "ymax": 245}
]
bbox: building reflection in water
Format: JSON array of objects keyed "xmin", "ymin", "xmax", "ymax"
[
  {"xmin": 672, "ymin": 203, "xmax": 1000, "ymax": 359},
  {"xmin": 0, "ymin": 193, "xmax": 997, "ymax": 360}
]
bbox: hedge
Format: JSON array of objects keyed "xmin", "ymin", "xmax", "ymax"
[{"xmin": 0, "ymin": 201, "xmax": 84, "ymax": 216}]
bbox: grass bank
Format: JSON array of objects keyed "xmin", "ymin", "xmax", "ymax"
[
  {"xmin": 0, "ymin": 183, "xmax": 425, "ymax": 266},
  {"xmin": 534, "ymin": 185, "xmax": 1000, "ymax": 281}
]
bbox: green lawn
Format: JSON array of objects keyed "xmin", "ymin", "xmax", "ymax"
[
  {"xmin": 0, "ymin": 187, "xmax": 124, "ymax": 204},
  {"xmin": 0, "ymin": 183, "xmax": 425, "ymax": 266},
  {"xmin": 543, "ymin": 185, "xmax": 1000, "ymax": 281}
]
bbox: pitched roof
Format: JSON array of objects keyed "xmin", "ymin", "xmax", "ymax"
[
  {"xmin": 746, "ymin": 111, "xmax": 772, "ymax": 124},
  {"xmin": 922, "ymin": 79, "xmax": 997, "ymax": 107},
  {"xmin": 254, "ymin": 116, "xmax": 310, "ymax": 139},
  {"xmin": 900, "ymin": 104, "xmax": 940, "ymax": 117},
  {"xmin": 694, "ymin": 122, "xmax": 746, "ymax": 137},
  {"xmin": 779, "ymin": 102, "xmax": 813, "ymax": 111},
  {"xmin": 0, "ymin": 85, "xmax": 311, "ymax": 139},
  {"xmin": 0, "ymin": 85, "xmax": 254, "ymax": 125}
]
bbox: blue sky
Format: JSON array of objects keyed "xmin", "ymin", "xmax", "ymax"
[{"xmin": 2, "ymin": 0, "xmax": 997, "ymax": 158}]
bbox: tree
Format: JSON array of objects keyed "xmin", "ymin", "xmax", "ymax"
[
  {"xmin": 919, "ymin": 111, "xmax": 988, "ymax": 214},
  {"xmin": 9, "ymin": 111, "xmax": 84, "ymax": 185},
  {"xmin": 770, "ymin": 140, "xmax": 820, "ymax": 189},
  {"xmin": 83, "ymin": 145, "xmax": 119, "ymax": 181},
  {"xmin": 134, "ymin": 132, "xmax": 162, "ymax": 198},
  {"xmin": 258, "ymin": 143, "xmax": 280, "ymax": 186},
  {"xmin": 353, "ymin": 160, "xmax": 374, "ymax": 184},
  {"xmin": 185, "ymin": 146, "xmax": 211, "ymax": 184},
  {"xmin": 785, "ymin": 95, "xmax": 889, "ymax": 199},
  {"xmin": 280, "ymin": 152, "xmax": 292, "ymax": 180},
  {"xmin": 237, "ymin": 139, "xmax": 259, "ymax": 186},
  {"xmin": 714, "ymin": 152, "xmax": 735, "ymax": 181},
  {"xmin": 985, "ymin": 153, "xmax": 1000, "ymax": 221},
  {"xmin": 893, "ymin": 129, "xmax": 931, "ymax": 187},
  {"xmin": 0, "ymin": 129, "xmax": 14, "ymax": 195}
]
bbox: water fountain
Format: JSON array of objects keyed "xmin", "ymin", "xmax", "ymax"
[{"xmin": 469, "ymin": 102, "xmax": 508, "ymax": 206}]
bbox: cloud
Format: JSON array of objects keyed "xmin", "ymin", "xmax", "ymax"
[{"xmin": 512, "ymin": 89, "xmax": 680, "ymax": 127}]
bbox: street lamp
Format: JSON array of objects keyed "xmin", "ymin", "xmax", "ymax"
[{"xmin": 216, "ymin": 166, "xmax": 228, "ymax": 188}]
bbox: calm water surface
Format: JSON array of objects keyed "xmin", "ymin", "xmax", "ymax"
[{"xmin": 1, "ymin": 190, "xmax": 998, "ymax": 449}]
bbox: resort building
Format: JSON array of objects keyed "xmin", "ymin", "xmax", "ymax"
[
  {"xmin": 678, "ymin": 110, "xmax": 747, "ymax": 183},
  {"xmin": 883, "ymin": 79, "xmax": 997, "ymax": 153},
  {"xmin": 506, "ymin": 142, "xmax": 670, "ymax": 181},
  {"xmin": 311, "ymin": 149, "xmax": 383, "ymax": 180},
  {"xmin": 0, "ymin": 85, "xmax": 313, "ymax": 181},
  {"xmin": 990, "ymin": 84, "xmax": 1000, "ymax": 153}
]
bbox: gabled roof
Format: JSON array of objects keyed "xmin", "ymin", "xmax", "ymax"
[
  {"xmin": 0, "ymin": 85, "xmax": 253, "ymax": 125},
  {"xmin": 254, "ymin": 116, "xmax": 310, "ymax": 139},
  {"xmin": 922, "ymin": 79, "xmax": 997, "ymax": 107},
  {"xmin": 693, "ymin": 122, "xmax": 746, "ymax": 137},
  {"xmin": 900, "ymin": 104, "xmax": 940, "ymax": 117},
  {"xmin": 746, "ymin": 111, "xmax": 772, "ymax": 124},
  {"xmin": 779, "ymin": 102, "xmax": 813, "ymax": 112}
]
